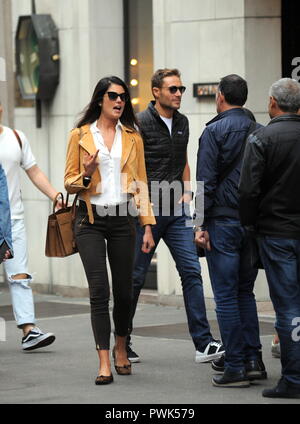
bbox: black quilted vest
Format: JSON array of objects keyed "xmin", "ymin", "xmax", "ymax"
[{"xmin": 137, "ymin": 102, "xmax": 189, "ymax": 208}]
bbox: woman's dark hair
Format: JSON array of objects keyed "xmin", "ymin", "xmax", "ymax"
[{"xmin": 76, "ymin": 76, "xmax": 138, "ymax": 130}]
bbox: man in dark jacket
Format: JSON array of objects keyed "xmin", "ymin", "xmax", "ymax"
[
  {"xmin": 195, "ymin": 74, "xmax": 265, "ymax": 388},
  {"xmin": 239, "ymin": 78, "xmax": 300, "ymax": 399},
  {"xmin": 127, "ymin": 69, "xmax": 224, "ymax": 364}
]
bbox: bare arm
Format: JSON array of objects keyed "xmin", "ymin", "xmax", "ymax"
[
  {"xmin": 179, "ymin": 154, "xmax": 192, "ymax": 203},
  {"xmin": 26, "ymin": 164, "xmax": 58, "ymax": 201},
  {"xmin": 182, "ymin": 155, "xmax": 191, "ymax": 191}
]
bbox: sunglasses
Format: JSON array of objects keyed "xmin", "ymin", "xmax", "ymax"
[
  {"xmin": 162, "ymin": 85, "xmax": 186, "ymax": 94},
  {"xmin": 105, "ymin": 91, "xmax": 129, "ymax": 102}
]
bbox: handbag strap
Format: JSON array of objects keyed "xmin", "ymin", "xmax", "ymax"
[
  {"xmin": 218, "ymin": 121, "xmax": 257, "ymax": 184},
  {"xmin": 53, "ymin": 192, "xmax": 78, "ymax": 216},
  {"xmin": 52, "ymin": 192, "xmax": 64, "ymax": 213},
  {"xmin": 70, "ymin": 194, "xmax": 78, "ymax": 219}
]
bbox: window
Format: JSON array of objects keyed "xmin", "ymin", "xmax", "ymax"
[{"xmin": 124, "ymin": 0, "xmax": 154, "ymax": 113}]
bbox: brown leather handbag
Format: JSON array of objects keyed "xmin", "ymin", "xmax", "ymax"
[{"xmin": 45, "ymin": 192, "xmax": 78, "ymax": 257}]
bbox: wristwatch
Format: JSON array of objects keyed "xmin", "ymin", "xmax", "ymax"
[
  {"xmin": 83, "ymin": 176, "xmax": 91, "ymax": 186},
  {"xmin": 193, "ymin": 225, "xmax": 203, "ymax": 233}
]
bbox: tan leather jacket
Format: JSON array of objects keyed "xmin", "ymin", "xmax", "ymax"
[{"xmin": 64, "ymin": 124, "xmax": 156, "ymax": 226}]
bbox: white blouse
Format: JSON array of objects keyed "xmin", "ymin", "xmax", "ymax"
[{"xmin": 88, "ymin": 120, "xmax": 129, "ymax": 206}]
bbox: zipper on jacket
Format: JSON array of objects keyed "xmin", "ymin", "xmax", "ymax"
[{"xmin": 79, "ymin": 214, "xmax": 88, "ymax": 227}]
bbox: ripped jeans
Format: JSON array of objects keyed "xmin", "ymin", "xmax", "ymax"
[{"xmin": 3, "ymin": 219, "xmax": 35, "ymax": 327}]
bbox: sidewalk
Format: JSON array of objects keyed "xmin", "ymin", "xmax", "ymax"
[{"xmin": 0, "ymin": 287, "xmax": 298, "ymax": 405}]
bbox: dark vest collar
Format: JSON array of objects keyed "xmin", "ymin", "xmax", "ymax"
[{"xmin": 148, "ymin": 101, "xmax": 182, "ymax": 124}]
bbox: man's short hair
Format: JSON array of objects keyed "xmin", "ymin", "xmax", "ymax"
[
  {"xmin": 151, "ymin": 68, "xmax": 181, "ymax": 89},
  {"xmin": 269, "ymin": 78, "xmax": 300, "ymax": 113},
  {"xmin": 219, "ymin": 74, "xmax": 248, "ymax": 106}
]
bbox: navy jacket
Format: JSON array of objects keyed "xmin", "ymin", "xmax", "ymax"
[
  {"xmin": 0, "ymin": 164, "xmax": 13, "ymax": 254},
  {"xmin": 195, "ymin": 108, "xmax": 260, "ymax": 226}
]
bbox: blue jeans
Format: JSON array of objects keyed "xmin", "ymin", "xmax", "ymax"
[
  {"xmin": 3, "ymin": 219, "xmax": 35, "ymax": 327},
  {"xmin": 0, "ymin": 164, "xmax": 12, "ymax": 252},
  {"xmin": 259, "ymin": 237, "xmax": 300, "ymax": 386},
  {"xmin": 129, "ymin": 204, "xmax": 213, "ymax": 351},
  {"xmin": 206, "ymin": 218, "xmax": 261, "ymax": 371}
]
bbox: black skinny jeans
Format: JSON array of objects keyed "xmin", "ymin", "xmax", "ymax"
[{"xmin": 75, "ymin": 202, "xmax": 136, "ymax": 350}]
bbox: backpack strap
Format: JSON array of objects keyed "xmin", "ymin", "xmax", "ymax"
[{"xmin": 13, "ymin": 130, "xmax": 22, "ymax": 150}]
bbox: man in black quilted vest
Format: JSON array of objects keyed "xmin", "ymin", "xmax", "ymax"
[{"xmin": 126, "ymin": 69, "xmax": 224, "ymax": 364}]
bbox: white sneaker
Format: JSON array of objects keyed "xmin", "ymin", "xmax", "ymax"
[
  {"xmin": 195, "ymin": 340, "xmax": 225, "ymax": 363},
  {"xmin": 22, "ymin": 327, "xmax": 55, "ymax": 351}
]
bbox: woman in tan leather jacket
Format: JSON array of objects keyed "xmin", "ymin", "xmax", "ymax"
[{"xmin": 65, "ymin": 76, "xmax": 155, "ymax": 385}]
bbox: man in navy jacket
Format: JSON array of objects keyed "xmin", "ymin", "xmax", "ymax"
[{"xmin": 194, "ymin": 74, "xmax": 265, "ymax": 388}]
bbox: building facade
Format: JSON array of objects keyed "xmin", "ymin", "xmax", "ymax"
[{"xmin": 1, "ymin": 0, "xmax": 297, "ymax": 303}]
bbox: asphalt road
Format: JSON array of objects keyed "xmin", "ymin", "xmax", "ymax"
[{"xmin": 0, "ymin": 289, "xmax": 299, "ymax": 406}]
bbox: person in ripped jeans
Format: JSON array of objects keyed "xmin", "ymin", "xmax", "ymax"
[{"xmin": 0, "ymin": 101, "xmax": 60, "ymax": 351}]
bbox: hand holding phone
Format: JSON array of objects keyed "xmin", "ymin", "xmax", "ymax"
[{"xmin": 0, "ymin": 241, "xmax": 12, "ymax": 264}]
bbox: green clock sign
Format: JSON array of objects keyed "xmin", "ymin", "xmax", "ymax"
[{"xmin": 16, "ymin": 14, "xmax": 60, "ymax": 101}]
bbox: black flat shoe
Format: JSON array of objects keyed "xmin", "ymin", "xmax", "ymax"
[
  {"xmin": 115, "ymin": 363, "xmax": 132, "ymax": 375},
  {"xmin": 112, "ymin": 347, "xmax": 132, "ymax": 375},
  {"xmin": 95, "ymin": 374, "xmax": 114, "ymax": 385}
]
